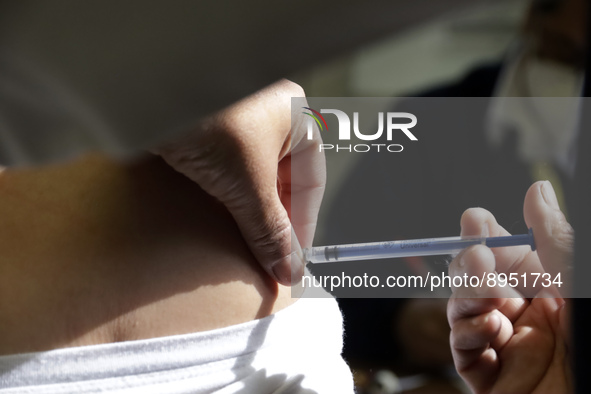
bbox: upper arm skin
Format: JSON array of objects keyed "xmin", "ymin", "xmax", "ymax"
[{"xmin": 0, "ymin": 154, "xmax": 296, "ymax": 355}]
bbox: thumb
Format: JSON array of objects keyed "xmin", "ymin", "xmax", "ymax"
[
  {"xmin": 225, "ymin": 183, "xmax": 305, "ymax": 286},
  {"xmin": 154, "ymin": 132, "xmax": 305, "ymax": 286},
  {"xmin": 524, "ymin": 181, "xmax": 574, "ymax": 295}
]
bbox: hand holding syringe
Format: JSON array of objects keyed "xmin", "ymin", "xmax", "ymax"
[{"xmin": 304, "ymin": 229, "xmax": 535, "ymax": 263}]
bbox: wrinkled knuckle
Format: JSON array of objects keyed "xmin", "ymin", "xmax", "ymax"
[
  {"xmin": 449, "ymin": 329, "xmax": 462, "ymax": 350},
  {"xmin": 447, "ymin": 297, "xmax": 460, "ymax": 324},
  {"xmin": 556, "ymin": 230, "xmax": 575, "ymax": 256},
  {"xmin": 549, "ymin": 215, "xmax": 575, "ymax": 251},
  {"xmin": 158, "ymin": 138, "xmax": 245, "ymax": 200},
  {"xmin": 251, "ymin": 221, "xmax": 292, "ymax": 263},
  {"xmin": 180, "ymin": 141, "xmax": 222, "ymax": 172},
  {"xmin": 559, "ymin": 228, "xmax": 575, "ymax": 248}
]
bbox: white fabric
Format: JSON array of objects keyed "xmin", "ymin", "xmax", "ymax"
[
  {"xmin": 0, "ymin": 297, "xmax": 353, "ymax": 393},
  {"xmin": 486, "ymin": 45, "xmax": 583, "ymax": 176}
]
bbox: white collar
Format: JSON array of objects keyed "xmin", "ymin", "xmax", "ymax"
[{"xmin": 486, "ymin": 43, "xmax": 583, "ymax": 177}]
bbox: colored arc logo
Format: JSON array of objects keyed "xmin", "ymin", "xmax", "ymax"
[{"xmin": 302, "ymin": 107, "xmax": 329, "ymax": 131}]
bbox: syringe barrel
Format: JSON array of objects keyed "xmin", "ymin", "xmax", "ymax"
[{"xmin": 304, "ymin": 236, "xmax": 482, "ymax": 264}]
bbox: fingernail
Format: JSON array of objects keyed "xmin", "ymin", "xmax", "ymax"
[
  {"xmin": 272, "ymin": 260, "xmax": 291, "ymax": 285},
  {"xmin": 272, "ymin": 227, "xmax": 305, "ymax": 286},
  {"xmin": 290, "ymin": 227, "xmax": 305, "ymax": 285},
  {"xmin": 272, "ymin": 253, "xmax": 304, "ymax": 286},
  {"xmin": 291, "ymin": 252, "xmax": 305, "ymax": 285},
  {"xmin": 541, "ymin": 181, "xmax": 560, "ymax": 210},
  {"xmin": 481, "ymin": 223, "xmax": 489, "ymax": 238}
]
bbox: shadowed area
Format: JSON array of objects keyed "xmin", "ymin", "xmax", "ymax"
[{"xmin": 0, "ymin": 154, "xmax": 295, "ymax": 355}]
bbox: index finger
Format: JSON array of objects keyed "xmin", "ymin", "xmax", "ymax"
[{"xmin": 461, "ymin": 207, "xmax": 544, "ymax": 297}]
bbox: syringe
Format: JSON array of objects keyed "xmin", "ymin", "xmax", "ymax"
[{"xmin": 304, "ymin": 229, "xmax": 535, "ymax": 264}]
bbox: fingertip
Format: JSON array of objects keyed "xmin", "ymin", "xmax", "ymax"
[
  {"xmin": 486, "ymin": 310, "xmax": 502, "ymax": 332},
  {"xmin": 271, "ymin": 260, "xmax": 291, "ymax": 286},
  {"xmin": 460, "ymin": 208, "xmax": 499, "ymax": 237},
  {"xmin": 524, "ymin": 180, "xmax": 571, "ymax": 230},
  {"xmin": 463, "ymin": 244, "xmax": 496, "ymax": 277},
  {"xmin": 447, "ymin": 295, "xmax": 505, "ymax": 326},
  {"xmin": 524, "ymin": 181, "xmax": 557, "ymax": 227},
  {"xmin": 478, "ymin": 310, "xmax": 503, "ymax": 338},
  {"xmin": 451, "ymin": 310, "xmax": 502, "ymax": 352},
  {"xmin": 270, "ymin": 249, "xmax": 305, "ymax": 286},
  {"xmin": 448, "ymin": 245, "xmax": 496, "ymax": 298},
  {"xmin": 469, "ymin": 311, "xmax": 502, "ymax": 341}
]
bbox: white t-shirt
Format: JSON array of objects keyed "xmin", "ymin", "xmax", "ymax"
[{"xmin": 0, "ymin": 297, "xmax": 354, "ymax": 393}]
